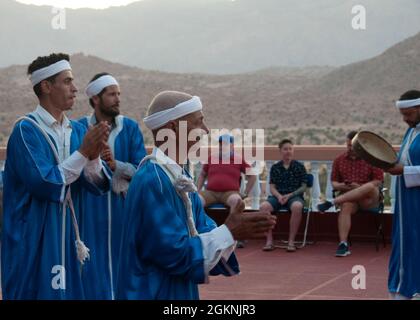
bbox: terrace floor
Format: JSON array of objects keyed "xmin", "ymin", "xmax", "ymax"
[
  {"xmin": 0, "ymin": 240, "xmax": 391, "ymax": 300},
  {"xmin": 199, "ymin": 240, "xmax": 391, "ymax": 300}
]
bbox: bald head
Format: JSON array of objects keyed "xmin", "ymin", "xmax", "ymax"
[{"xmin": 147, "ymin": 91, "xmax": 193, "ymax": 116}]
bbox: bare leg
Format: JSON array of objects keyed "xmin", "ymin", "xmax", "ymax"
[
  {"xmin": 335, "ymin": 182, "xmax": 379, "ymax": 208},
  {"xmin": 226, "ymin": 193, "xmax": 243, "ymax": 214},
  {"xmin": 338, "ymin": 202, "xmax": 358, "ymax": 243},
  {"xmin": 288, "ymin": 201, "xmax": 303, "ymax": 246},
  {"xmin": 260, "ymin": 201, "xmax": 274, "ymax": 246}
]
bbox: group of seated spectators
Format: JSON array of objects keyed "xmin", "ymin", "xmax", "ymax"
[{"xmin": 197, "ymin": 131, "xmax": 384, "ymax": 257}]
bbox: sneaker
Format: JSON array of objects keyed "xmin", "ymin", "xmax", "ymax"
[
  {"xmin": 237, "ymin": 241, "xmax": 245, "ymax": 249},
  {"xmin": 317, "ymin": 201, "xmax": 333, "ymax": 212},
  {"xmin": 335, "ymin": 242, "xmax": 351, "ymax": 257}
]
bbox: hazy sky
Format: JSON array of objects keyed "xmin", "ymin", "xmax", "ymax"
[{"xmin": 16, "ymin": 0, "xmax": 144, "ymax": 9}]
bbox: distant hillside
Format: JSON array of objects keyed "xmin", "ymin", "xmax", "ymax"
[
  {"xmin": 264, "ymin": 31, "xmax": 420, "ymax": 144},
  {"xmin": 0, "ymin": 54, "xmax": 332, "ymax": 145}
]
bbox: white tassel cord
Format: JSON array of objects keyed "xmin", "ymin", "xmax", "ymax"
[
  {"xmin": 65, "ymin": 187, "xmax": 90, "ymax": 265},
  {"xmin": 139, "ymin": 155, "xmax": 199, "ymax": 237},
  {"xmin": 16, "ymin": 116, "xmax": 90, "ymax": 266}
]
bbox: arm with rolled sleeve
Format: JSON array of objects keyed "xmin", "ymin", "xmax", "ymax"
[
  {"xmin": 198, "ymin": 224, "xmax": 237, "ymax": 280},
  {"xmin": 60, "ymin": 151, "xmax": 88, "ymax": 185},
  {"xmin": 111, "ymin": 122, "xmax": 146, "ymax": 194},
  {"xmin": 81, "ymin": 156, "xmax": 111, "ymax": 194},
  {"xmin": 83, "ymin": 156, "xmax": 106, "ymax": 184},
  {"xmin": 192, "ymin": 192, "xmax": 239, "ymax": 280},
  {"xmin": 403, "ymin": 166, "xmax": 420, "ymax": 188},
  {"xmin": 111, "ymin": 160, "xmax": 137, "ymax": 194}
]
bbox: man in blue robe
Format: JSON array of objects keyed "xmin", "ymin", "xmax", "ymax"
[
  {"xmin": 117, "ymin": 90, "xmax": 276, "ymax": 300},
  {"xmin": 386, "ymin": 90, "xmax": 420, "ymax": 300},
  {"xmin": 77, "ymin": 73, "xmax": 146, "ymax": 299},
  {"xmin": 1, "ymin": 53, "xmax": 111, "ymax": 300}
]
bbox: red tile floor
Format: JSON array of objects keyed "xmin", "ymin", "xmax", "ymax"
[
  {"xmin": 0, "ymin": 240, "xmax": 391, "ymax": 300},
  {"xmin": 200, "ymin": 240, "xmax": 391, "ymax": 300}
]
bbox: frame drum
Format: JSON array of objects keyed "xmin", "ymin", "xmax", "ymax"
[{"xmin": 351, "ymin": 131, "xmax": 398, "ymax": 170}]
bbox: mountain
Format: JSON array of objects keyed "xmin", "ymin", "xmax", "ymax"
[
  {"xmin": 0, "ymin": 0, "xmax": 420, "ymax": 73},
  {"xmin": 0, "ymin": 53, "xmax": 332, "ymax": 145},
  {"xmin": 264, "ymin": 30, "xmax": 420, "ymax": 144}
]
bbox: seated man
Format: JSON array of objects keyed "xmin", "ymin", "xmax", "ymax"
[
  {"xmin": 260, "ymin": 139, "xmax": 308, "ymax": 252},
  {"xmin": 317, "ymin": 130, "xmax": 384, "ymax": 257},
  {"xmin": 197, "ymin": 134, "xmax": 257, "ymax": 248}
]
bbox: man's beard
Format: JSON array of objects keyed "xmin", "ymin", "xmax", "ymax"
[
  {"xmin": 99, "ymin": 102, "xmax": 120, "ymax": 118},
  {"xmin": 407, "ymin": 109, "xmax": 420, "ymax": 128},
  {"xmin": 410, "ymin": 115, "xmax": 420, "ymax": 128}
]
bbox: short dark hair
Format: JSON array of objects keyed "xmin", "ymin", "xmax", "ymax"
[
  {"xmin": 347, "ymin": 130, "xmax": 358, "ymax": 140},
  {"xmin": 27, "ymin": 53, "xmax": 70, "ymax": 98},
  {"xmin": 278, "ymin": 139, "xmax": 293, "ymax": 149},
  {"xmin": 88, "ymin": 72, "xmax": 110, "ymax": 108},
  {"xmin": 399, "ymin": 90, "xmax": 420, "ymax": 101}
]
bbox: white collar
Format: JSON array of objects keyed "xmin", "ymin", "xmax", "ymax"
[
  {"xmin": 152, "ymin": 146, "xmax": 184, "ymax": 177},
  {"xmin": 35, "ymin": 105, "xmax": 71, "ymax": 129}
]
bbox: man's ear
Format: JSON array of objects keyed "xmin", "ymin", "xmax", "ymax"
[
  {"xmin": 40, "ymin": 80, "xmax": 52, "ymax": 95},
  {"xmin": 167, "ymin": 120, "xmax": 178, "ymax": 132},
  {"xmin": 92, "ymin": 95, "xmax": 100, "ymax": 107}
]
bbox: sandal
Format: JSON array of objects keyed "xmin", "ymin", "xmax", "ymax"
[
  {"xmin": 286, "ymin": 245, "xmax": 297, "ymax": 252},
  {"xmin": 262, "ymin": 244, "xmax": 275, "ymax": 251}
]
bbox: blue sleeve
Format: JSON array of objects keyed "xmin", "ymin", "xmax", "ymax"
[
  {"xmin": 8, "ymin": 121, "xmax": 64, "ymax": 202},
  {"xmin": 191, "ymin": 192, "xmax": 218, "ymax": 234},
  {"xmin": 78, "ymin": 160, "xmax": 112, "ymax": 196},
  {"xmin": 191, "ymin": 192, "xmax": 240, "ymax": 277},
  {"xmin": 209, "ymin": 254, "xmax": 240, "ymax": 277},
  {"xmin": 130, "ymin": 165, "xmax": 206, "ymax": 283},
  {"xmin": 129, "ymin": 121, "xmax": 147, "ymax": 166}
]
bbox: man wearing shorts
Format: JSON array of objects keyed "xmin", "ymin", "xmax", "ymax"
[
  {"xmin": 260, "ymin": 139, "xmax": 308, "ymax": 252},
  {"xmin": 317, "ymin": 131, "xmax": 384, "ymax": 257},
  {"xmin": 197, "ymin": 134, "xmax": 256, "ymax": 215}
]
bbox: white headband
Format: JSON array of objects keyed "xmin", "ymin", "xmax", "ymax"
[
  {"xmin": 396, "ymin": 98, "xmax": 420, "ymax": 109},
  {"xmin": 143, "ymin": 96, "xmax": 203, "ymax": 130},
  {"xmin": 30, "ymin": 60, "xmax": 72, "ymax": 87},
  {"xmin": 85, "ymin": 75, "xmax": 119, "ymax": 98}
]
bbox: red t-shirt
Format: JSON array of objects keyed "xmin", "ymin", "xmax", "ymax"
[
  {"xmin": 331, "ymin": 152, "xmax": 384, "ymax": 185},
  {"xmin": 203, "ymin": 155, "xmax": 250, "ymax": 192}
]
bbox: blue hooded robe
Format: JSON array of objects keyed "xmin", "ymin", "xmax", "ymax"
[
  {"xmin": 77, "ymin": 115, "xmax": 146, "ymax": 299},
  {"xmin": 1, "ymin": 115, "xmax": 110, "ymax": 300},
  {"xmin": 116, "ymin": 157, "xmax": 239, "ymax": 300},
  {"xmin": 388, "ymin": 126, "xmax": 420, "ymax": 298}
]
